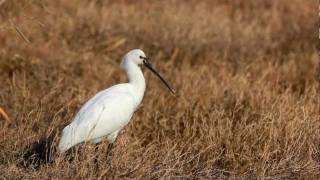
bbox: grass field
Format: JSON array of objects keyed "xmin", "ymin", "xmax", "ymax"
[{"xmin": 0, "ymin": 0, "xmax": 319, "ymax": 179}]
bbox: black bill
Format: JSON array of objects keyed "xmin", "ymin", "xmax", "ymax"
[{"xmin": 143, "ymin": 58, "xmax": 175, "ymax": 94}]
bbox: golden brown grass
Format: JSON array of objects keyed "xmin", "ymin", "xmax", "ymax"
[{"xmin": 0, "ymin": 0, "xmax": 319, "ymax": 179}]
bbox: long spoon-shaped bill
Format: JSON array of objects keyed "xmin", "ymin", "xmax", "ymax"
[{"xmin": 143, "ymin": 59, "xmax": 175, "ymax": 94}]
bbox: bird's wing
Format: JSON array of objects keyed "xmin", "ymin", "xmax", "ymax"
[
  {"xmin": 73, "ymin": 84, "xmax": 136, "ymax": 125},
  {"xmin": 62, "ymin": 84, "xmax": 136, "ymax": 147}
]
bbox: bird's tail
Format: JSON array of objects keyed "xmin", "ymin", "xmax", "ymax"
[{"xmin": 58, "ymin": 125, "xmax": 76, "ymax": 152}]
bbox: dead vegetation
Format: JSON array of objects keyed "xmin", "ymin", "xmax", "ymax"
[{"xmin": 0, "ymin": 0, "xmax": 319, "ymax": 179}]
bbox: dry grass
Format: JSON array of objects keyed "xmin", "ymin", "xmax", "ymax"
[{"xmin": 0, "ymin": 0, "xmax": 319, "ymax": 179}]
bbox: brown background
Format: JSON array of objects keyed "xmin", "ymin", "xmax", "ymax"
[{"xmin": 0, "ymin": 0, "xmax": 319, "ymax": 179}]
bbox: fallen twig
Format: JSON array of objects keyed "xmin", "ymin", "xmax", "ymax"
[
  {"xmin": 0, "ymin": 107, "xmax": 10, "ymax": 122},
  {"xmin": 10, "ymin": 20, "xmax": 31, "ymax": 44},
  {"xmin": 105, "ymin": 38, "xmax": 126, "ymax": 52},
  {"xmin": 0, "ymin": 0, "xmax": 6, "ymax": 7}
]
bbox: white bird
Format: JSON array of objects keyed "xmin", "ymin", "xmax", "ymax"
[{"xmin": 58, "ymin": 49, "xmax": 175, "ymax": 153}]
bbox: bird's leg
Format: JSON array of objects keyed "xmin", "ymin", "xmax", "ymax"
[
  {"xmin": 94, "ymin": 145, "xmax": 99, "ymax": 171},
  {"xmin": 106, "ymin": 130, "xmax": 119, "ymax": 168},
  {"xmin": 107, "ymin": 143, "xmax": 113, "ymax": 160},
  {"xmin": 106, "ymin": 143, "xmax": 114, "ymax": 167}
]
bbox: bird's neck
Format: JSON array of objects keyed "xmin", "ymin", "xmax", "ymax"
[{"xmin": 126, "ymin": 62, "xmax": 146, "ymax": 104}]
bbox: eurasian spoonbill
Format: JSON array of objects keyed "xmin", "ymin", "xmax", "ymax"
[{"xmin": 58, "ymin": 49, "xmax": 175, "ymax": 154}]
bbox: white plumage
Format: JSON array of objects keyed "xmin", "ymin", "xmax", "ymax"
[{"xmin": 58, "ymin": 49, "xmax": 174, "ymax": 152}]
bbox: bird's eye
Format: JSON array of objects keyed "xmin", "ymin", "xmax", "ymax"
[{"xmin": 139, "ymin": 56, "xmax": 143, "ymax": 59}]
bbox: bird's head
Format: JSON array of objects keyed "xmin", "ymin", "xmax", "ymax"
[
  {"xmin": 121, "ymin": 49, "xmax": 146, "ymax": 66},
  {"xmin": 121, "ymin": 49, "xmax": 175, "ymax": 94}
]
